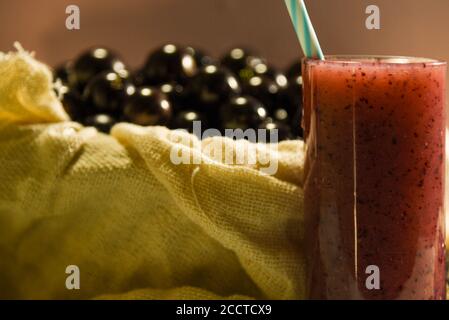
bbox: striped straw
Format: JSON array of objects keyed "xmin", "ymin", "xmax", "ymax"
[{"xmin": 284, "ymin": 0, "xmax": 324, "ymax": 60}]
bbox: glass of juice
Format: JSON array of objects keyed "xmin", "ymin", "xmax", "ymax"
[{"xmin": 302, "ymin": 56, "xmax": 447, "ymax": 299}]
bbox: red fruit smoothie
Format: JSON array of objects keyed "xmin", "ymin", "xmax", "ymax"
[{"xmin": 302, "ymin": 56, "xmax": 446, "ymax": 299}]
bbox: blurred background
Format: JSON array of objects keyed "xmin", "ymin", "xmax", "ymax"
[{"xmin": 0, "ymin": 0, "xmax": 448, "ymax": 69}]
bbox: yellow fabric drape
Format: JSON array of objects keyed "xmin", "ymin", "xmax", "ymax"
[{"xmin": 0, "ymin": 47, "xmax": 306, "ymax": 299}]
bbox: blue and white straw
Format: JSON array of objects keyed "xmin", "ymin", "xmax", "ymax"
[{"xmin": 284, "ymin": 0, "xmax": 324, "ymax": 60}]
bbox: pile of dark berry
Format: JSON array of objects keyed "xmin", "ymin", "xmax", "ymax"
[{"xmin": 54, "ymin": 44, "xmax": 303, "ymax": 141}]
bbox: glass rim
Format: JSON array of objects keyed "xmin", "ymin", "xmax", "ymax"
[{"xmin": 303, "ymin": 55, "xmax": 446, "ymax": 66}]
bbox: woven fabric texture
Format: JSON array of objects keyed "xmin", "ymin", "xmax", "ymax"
[{"xmin": 0, "ymin": 47, "xmax": 305, "ymax": 299}]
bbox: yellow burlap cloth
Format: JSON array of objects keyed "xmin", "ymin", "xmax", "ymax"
[{"xmin": 0, "ymin": 46, "xmax": 305, "ymax": 299}]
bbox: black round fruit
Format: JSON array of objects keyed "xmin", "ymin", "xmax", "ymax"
[
  {"xmin": 235, "ymin": 56, "xmax": 264, "ymax": 83},
  {"xmin": 59, "ymin": 86, "xmax": 85, "ymax": 121},
  {"xmin": 187, "ymin": 65, "xmax": 241, "ymax": 108},
  {"xmin": 286, "ymin": 60, "xmax": 302, "ymax": 80},
  {"xmin": 131, "ymin": 70, "xmax": 148, "ymax": 87},
  {"xmin": 143, "ymin": 44, "xmax": 198, "ymax": 85},
  {"xmin": 290, "ymin": 109, "xmax": 304, "ymax": 138},
  {"xmin": 220, "ymin": 96, "xmax": 267, "ymax": 130},
  {"xmin": 69, "ymin": 47, "xmax": 126, "ymax": 90},
  {"xmin": 278, "ymin": 74, "xmax": 303, "ymax": 115},
  {"xmin": 220, "ymin": 47, "xmax": 255, "ymax": 75},
  {"xmin": 271, "ymin": 107, "xmax": 290, "ymax": 124},
  {"xmin": 258, "ymin": 118, "xmax": 292, "ymax": 141},
  {"xmin": 237, "ymin": 57, "xmax": 288, "ymax": 91},
  {"xmin": 170, "ymin": 110, "xmax": 207, "ymax": 133},
  {"xmin": 186, "ymin": 46, "xmax": 215, "ymax": 68},
  {"xmin": 83, "ymin": 114, "xmax": 117, "ymax": 133},
  {"xmin": 123, "ymin": 87, "xmax": 172, "ymax": 126},
  {"xmin": 54, "ymin": 62, "xmax": 72, "ymax": 85},
  {"xmin": 160, "ymin": 83, "xmax": 187, "ymax": 112},
  {"xmin": 83, "ymin": 71, "xmax": 131, "ymax": 116},
  {"xmin": 242, "ymin": 76, "xmax": 280, "ymax": 113}
]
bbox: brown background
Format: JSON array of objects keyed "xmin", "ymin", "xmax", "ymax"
[{"xmin": 0, "ymin": 0, "xmax": 448, "ymax": 70}]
